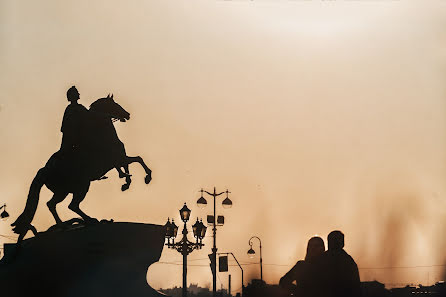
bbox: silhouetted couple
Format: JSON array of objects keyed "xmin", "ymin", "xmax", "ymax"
[{"xmin": 280, "ymin": 231, "xmax": 361, "ymax": 297}]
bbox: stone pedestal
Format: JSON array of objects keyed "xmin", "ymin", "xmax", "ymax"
[{"xmin": 0, "ymin": 222, "xmax": 168, "ymax": 297}]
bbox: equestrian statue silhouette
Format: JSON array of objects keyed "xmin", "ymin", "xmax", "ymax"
[{"xmin": 11, "ymin": 91, "xmax": 152, "ymax": 244}]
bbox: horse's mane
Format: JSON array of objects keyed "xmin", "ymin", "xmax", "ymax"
[{"xmin": 89, "ymin": 97, "xmax": 108, "ymax": 110}]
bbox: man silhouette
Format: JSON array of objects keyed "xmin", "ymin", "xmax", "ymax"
[
  {"xmin": 60, "ymin": 86, "xmax": 88, "ymax": 154},
  {"xmin": 319, "ymin": 231, "xmax": 361, "ymax": 297}
]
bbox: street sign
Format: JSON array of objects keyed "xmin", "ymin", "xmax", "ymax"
[{"xmin": 219, "ymin": 256, "xmax": 228, "ymax": 272}]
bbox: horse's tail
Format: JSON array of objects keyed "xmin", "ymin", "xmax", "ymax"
[{"xmin": 11, "ymin": 167, "xmax": 48, "ymax": 236}]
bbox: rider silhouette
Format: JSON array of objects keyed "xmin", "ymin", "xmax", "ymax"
[
  {"xmin": 60, "ymin": 86, "xmax": 130, "ymax": 179},
  {"xmin": 61, "ymin": 86, "xmax": 88, "ymax": 154}
]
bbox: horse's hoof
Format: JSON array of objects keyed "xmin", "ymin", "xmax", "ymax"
[
  {"xmin": 85, "ymin": 218, "xmax": 99, "ymax": 224},
  {"xmin": 119, "ymin": 172, "xmax": 132, "ymax": 179},
  {"xmin": 145, "ymin": 174, "xmax": 152, "ymax": 184},
  {"xmin": 121, "ymin": 184, "xmax": 130, "ymax": 191}
]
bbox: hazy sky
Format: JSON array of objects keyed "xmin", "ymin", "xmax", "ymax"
[{"xmin": 1, "ymin": 0, "xmax": 446, "ymax": 293}]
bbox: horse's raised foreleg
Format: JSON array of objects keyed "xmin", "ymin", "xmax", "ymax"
[
  {"xmin": 47, "ymin": 192, "xmax": 69, "ymax": 225},
  {"xmin": 125, "ymin": 156, "xmax": 152, "ymax": 184},
  {"xmin": 115, "ymin": 166, "xmax": 131, "ymax": 179},
  {"xmin": 121, "ymin": 164, "xmax": 132, "ymax": 192}
]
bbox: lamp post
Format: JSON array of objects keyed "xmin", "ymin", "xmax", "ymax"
[
  {"xmin": 247, "ymin": 236, "xmax": 263, "ymax": 282},
  {"xmin": 165, "ymin": 203, "xmax": 207, "ymax": 297},
  {"xmin": 197, "ymin": 187, "xmax": 232, "ymax": 297},
  {"xmin": 0, "ymin": 204, "xmax": 9, "ymax": 258},
  {"xmin": 0, "ymin": 204, "xmax": 9, "ymax": 220}
]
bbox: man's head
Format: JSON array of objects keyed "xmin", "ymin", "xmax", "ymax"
[
  {"xmin": 67, "ymin": 86, "xmax": 80, "ymax": 102},
  {"xmin": 328, "ymin": 230, "xmax": 344, "ymax": 251}
]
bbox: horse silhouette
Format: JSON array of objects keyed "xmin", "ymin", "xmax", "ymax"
[{"xmin": 11, "ymin": 95, "xmax": 152, "ymax": 243}]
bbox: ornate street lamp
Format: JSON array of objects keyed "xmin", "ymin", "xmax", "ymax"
[
  {"xmin": 0, "ymin": 204, "xmax": 9, "ymax": 220},
  {"xmin": 199, "ymin": 220, "xmax": 207, "ymax": 240},
  {"xmin": 196, "ymin": 188, "xmax": 233, "ymax": 297},
  {"xmin": 247, "ymin": 236, "xmax": 263, "ymax": 282},
  {"xmin": 192, "ymin": 218, "xmax": 208, "ymax": 244},
  {"xmin": 180, "ymin": 203, "xmax": 191, "ymax": 222},
  {"xmin": 165, "ymin": 203, "xmax": 206, "ymax": 297}
]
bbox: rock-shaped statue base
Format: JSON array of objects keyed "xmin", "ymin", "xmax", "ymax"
[{"xmin": 0, "ymin": 221, "xmax": 167, "ymax": 297}]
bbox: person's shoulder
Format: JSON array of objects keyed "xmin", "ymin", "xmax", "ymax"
[
  {"xmin": 75, "ymin": 103, "xmax": 88, "ymax": 111},
  {"xmin": 291, "ymin": 260, "xmax": 306, "ymax": 269},
  {"xmin": 320, "ymin": 250, "xmax": 332, "ymax": 259},
  {"xmin": 292, "ymin": 260, "xmax": 308, "ymax": 271},
  {"xmin": 63, "ymin": 104, "xmax": 75, "ymax": 115},
  {"xmin": 316, "ymin": 251, "xmax": 331, "ymax": 264},
  {"xmin": 341, "ymin": 250, "xmax": 358, "ymax": 266},
  {"xmin": 341, "ymin": 249, "xmax": 354, "ymax": 259}
]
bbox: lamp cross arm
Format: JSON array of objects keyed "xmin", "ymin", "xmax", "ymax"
[
  {"xmin": 203, "ymin": 190, "xmax": 226, "ymax": 197},
  {"xmin": 173, "ymin": 242, "xmax": 202, "ymax": 254}
]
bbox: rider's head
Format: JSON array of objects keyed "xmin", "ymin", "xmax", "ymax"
[
  {"xmin": 328, "ymin": 230, "xmax": 344, "ymax": 251},
  {"xmin": 67, "ymin": 86, "xmax": 80, "ymax": 102}
]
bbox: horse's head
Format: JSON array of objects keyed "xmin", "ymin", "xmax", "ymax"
[{"xmin": 89, "ymin": 94, "xmax": 130, "ymax": 122}]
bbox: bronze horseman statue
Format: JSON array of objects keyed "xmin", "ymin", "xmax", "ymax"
[{"xmin": 11, "ymin": 86, "xmax": 152, "ymax": 243}]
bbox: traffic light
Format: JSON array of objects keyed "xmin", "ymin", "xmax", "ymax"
[{"xmin": 209, "ymin": 254, "xmax": 216, "ymax": 274}]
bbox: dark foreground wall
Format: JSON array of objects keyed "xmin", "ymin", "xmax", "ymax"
[{"xmin": 0, "ymin": 222, "xmax": 168, "ymax": 297}]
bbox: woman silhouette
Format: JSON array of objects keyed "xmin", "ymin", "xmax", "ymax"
[{"xmin": 279, "ymin": 236, "xmax": 325, "ymax": 297}]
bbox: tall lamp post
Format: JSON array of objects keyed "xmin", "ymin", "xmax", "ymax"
[
  {"xmin": 247, "ymin": 236, "xmax": 263, "ymax": 282},
  {"xmin": 197, "ymin": 187, "xmax": 232, "ymax": 297},
  {"xmin": 165, "ymin": 203, "xmax": 207, "ymax": 297},
  {"xmin": 0, "ymin": 204, "xmax": 9, "ymax": 257},
  {"xmin": 0, "ymin": 204, "xmax": 9, "ymax": 220}
]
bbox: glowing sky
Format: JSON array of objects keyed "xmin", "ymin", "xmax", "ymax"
[{"xmin": 1, "ymin": 0, "xmax": 446, "ymax": 293}]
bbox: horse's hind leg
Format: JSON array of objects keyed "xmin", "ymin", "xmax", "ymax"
[
  {"xmin": 47, "ymin": 192, "xmax": 69, "ymax": 225},
  {"xmin": 68, "ymin": 184, "xmax": 96, "ymax": 223},
  {"xmin": 121, "ymin": 164, "xmax": 132, "ymax": 192},
  {"xmin": 125, "ymin": 156, "xmax": 152, "ymax": 184}
]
